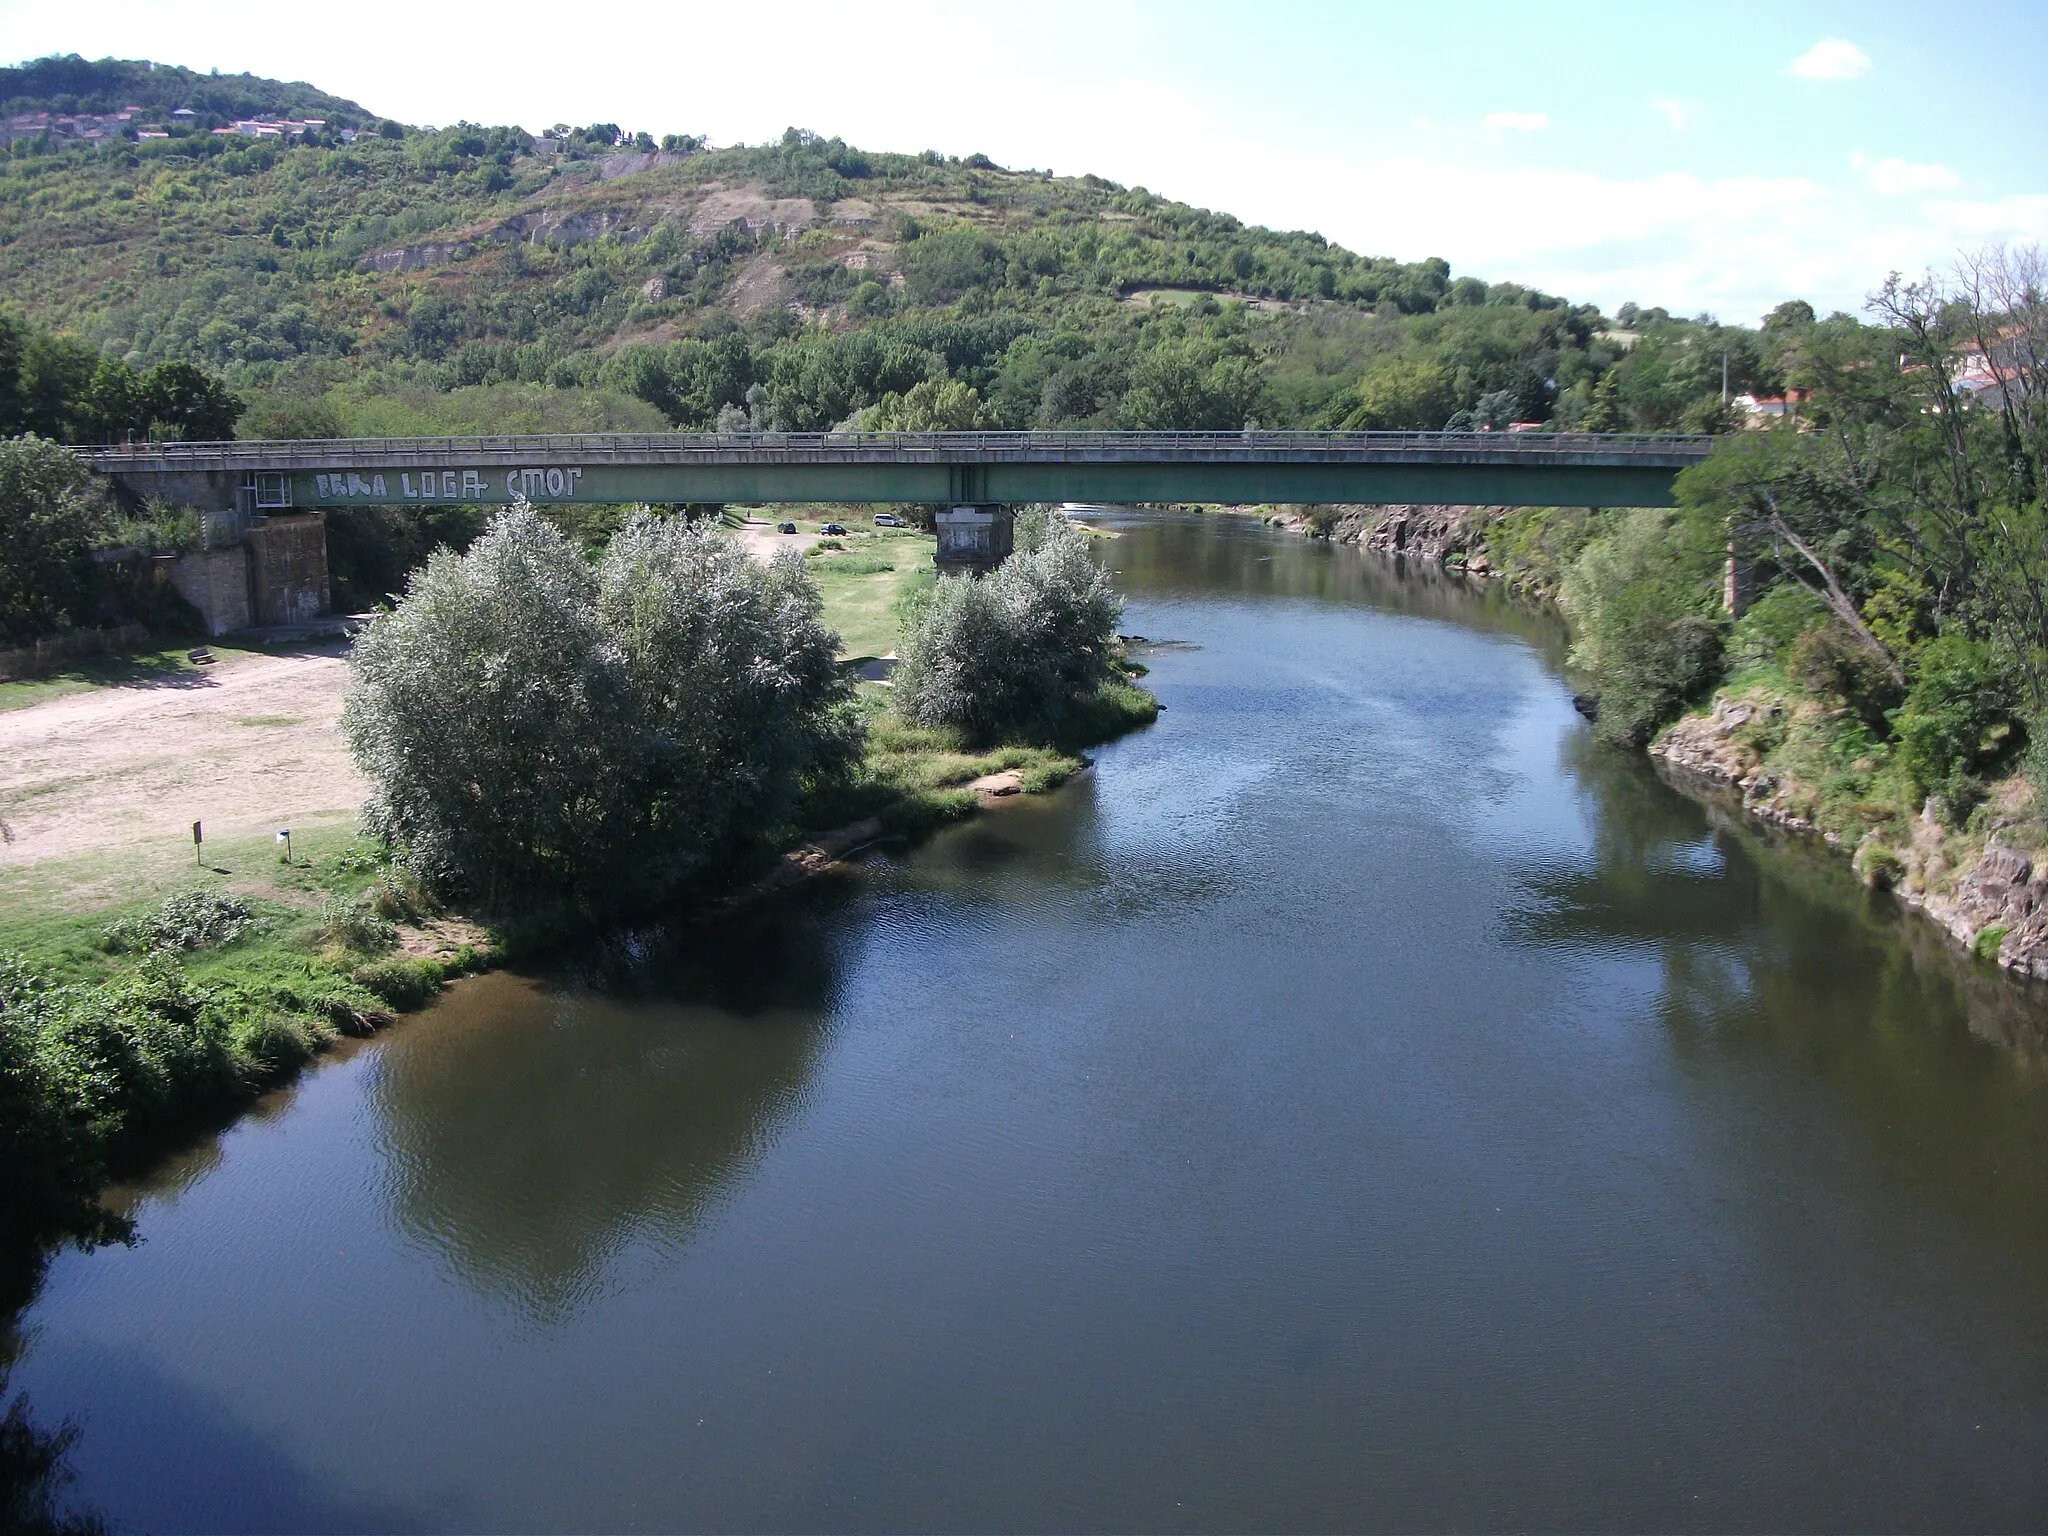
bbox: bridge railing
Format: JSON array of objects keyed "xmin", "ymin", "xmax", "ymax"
[{"xmin": 86, "ymin": 429, "xmax": 1719, "ymax": 465}]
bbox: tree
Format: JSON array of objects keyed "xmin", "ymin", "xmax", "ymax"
[
  {"xmin": 859, "ymin": 378, "xmax": 991, "ymax": 431},
  {"xmin": 344, "ymin": 508, "xmax": 855, "ymax": 913},
  {"xmin": 139, "ymin": 361, "xmax": 243, "ymax": 441},
  {"xmin": 1331, "ymin": 356, "xmax": 1458, "ymax": 431},
  {"xmin": 896, "ymin": 514, "xmax": 1123, "ymax": 742},
  {"xmin": 0, "ymin": 435, "xmax": 105, "ymax": 644},
  {"xmin": 1560, "ymin": 508, "xmax": 1725, "ymax": 745},
  {"xmin": 1119, "ymin": 341, "xmax": 1264, "ymax": 430}
]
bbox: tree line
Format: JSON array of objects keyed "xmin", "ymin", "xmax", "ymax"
[{"xmin": 1533, "ymin": 247, "xmax": 2048, "ymax": 841}]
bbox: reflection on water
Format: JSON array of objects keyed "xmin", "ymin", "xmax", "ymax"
[
  {"xmin": 375, "ymin": 908, "xmax": 838, "ymax": 1321},
  {"xmin": 11, "ymin": 512, "xmax": 2048, "ymax": 1532}
]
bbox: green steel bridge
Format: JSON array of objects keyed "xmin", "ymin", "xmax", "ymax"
[{"xmin": 86, "ymin": 431, "xmax": 1717, "ymax": 514}]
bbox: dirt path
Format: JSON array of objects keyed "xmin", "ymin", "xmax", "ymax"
[
  {"xmin": 0, "ymin": 645, "xmax": 363, "ymax": 867},
  {"xmin": 732, "ymin": 518, "xmax": 822, "ymax": 561}
]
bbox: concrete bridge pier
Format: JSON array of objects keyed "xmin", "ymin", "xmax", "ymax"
[{"xmin": 933, "ymin": 504, "xmax": 1015, "ymax": 576}]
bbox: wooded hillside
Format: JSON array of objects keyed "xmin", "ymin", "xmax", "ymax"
[{"xmin": 0, "ymin": 56, "xmax": 1761, "ymax": 439}]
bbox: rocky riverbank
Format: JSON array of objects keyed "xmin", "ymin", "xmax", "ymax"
[
  {"xmin": 1649, "ymin": 694, "xmax": 2048, "ymax": 980},
  {"xmin": 1248, "ymin": 503, "xmax": 2048, "ymax": 986}
]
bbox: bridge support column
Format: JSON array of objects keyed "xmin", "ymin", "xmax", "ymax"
[{"xmin": 933, "ymin": 504, "xmax": 1015, "ymax": 577}]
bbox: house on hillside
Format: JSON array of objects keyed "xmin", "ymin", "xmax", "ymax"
[{"xmin": 1735, "ymin": 389, "xmax": 1811, "ymax": 423}]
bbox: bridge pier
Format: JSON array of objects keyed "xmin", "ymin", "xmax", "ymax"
[{"xmin": 933, "ymin": 504, "xmax": 1015, "ymax": 576}]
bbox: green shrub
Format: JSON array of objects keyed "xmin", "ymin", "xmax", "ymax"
[
  {"xmin": 896, "ymin": 515, "xmax": 1124, "ymax": 744},
  {"xmin": 1856, "ymin": 843, "xmax": 1906, "ymax": 890},
  {"xmin": 1561, "ymin": 509, "xmax": 1725, "ymax": 746},
  {"xmin": 1892, "ymin": 635, "xmax": 2019, "ymax": 809},
  {"xmin": 38, "ymin": 955, "xmax": 238, "ymax": 1145},
  {"xmin": 229, "ymin": 1015, "xmax": 318, "ymax": 1080},
  {"xmin": 1974, "ymin": 923, "xmax": 2010, "ymax": 961},
  {"xmin": 350, "ymin": 957, "xmax": 445, "ymax": 1009},
  {"xmin": 1729, "ymin": 581, "xmax": 1829, "ymax": 668},
  {"xmin": 344, "ymin": 508, "xmax": 857, "ymax": 913},
  {"xmin": 0, "ymin": 958, "xmax": 126, "ymax": 1258},
  {"xmin": 103, "ymin": 890, "xmax": 254, "ymax": 954},
  {"xmin": 315, "ymin": 894, "xmax": 398, "ymax": 955},
  {"xmin": 1789, "ymin": 622, "xmax": 1900, "ymax": 730}
]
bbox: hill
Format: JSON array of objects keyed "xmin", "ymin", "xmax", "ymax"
[
  {"xmin": 1, "ymin": 54, "xmax": 371, "ymax": 127},
  {"xmin": 0, "ymin": 55, "xmax": 1772, "ymax": 437}
]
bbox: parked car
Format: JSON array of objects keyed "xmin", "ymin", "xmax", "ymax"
[
  {"xmin": 777, "ymin": 521, "xmax": 798, "ymax": 534},
  {"xmin": 820, "ymin": 522, "xmax": 848, "ymax": 536},
  {"xmin": 873, "ymin": 512, "xmax": 906, "ymax": 527}
]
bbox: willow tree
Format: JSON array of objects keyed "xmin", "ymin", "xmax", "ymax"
[{"xmin": 344, "ymin": 507, "xmax": 856, "ymax": 913}]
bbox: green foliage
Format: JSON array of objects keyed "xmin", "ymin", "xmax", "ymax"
[
  {"xmin": 0, "ymin": 957, "xmax": 125, "ymax": 1261},
  {"xmin": 344, "ymin": 507, "xmax": 858, "ymax": 913},
  {"xmin": 859, "ymin": 377, "xmax": 991, "ymax": 431},
  {"xmin": 1891, "ymin": 636, "xmax": 2019, "ymax": 808},
  {"xmin": 1728, "ymin": 581, "xmax": 1828, "ymax": 668},
  {"xmin": 314, "ymin": 894, "xmax": 398, "ymax": 955},
  {"xmin": 896, "ymin": 515, "xmax": 1124, "ymax": 743},
  {"xmin": 1561, "ymin": 509, "xmax": 1725, "ymax": 745},
  {"xmin": 0, "ymin": 434, "xmax": 106, "ymax": 644},
  {"xmin": 350, "ymin": 956, "xmax": 442, "ymax": 1009},
  {"xmin": 102, "ymin": 891, "xmax": 254, "ymax": 954},
  {"xmin": 1331, "ymin": 356, "xmax": 1458, "ymax": 430}
]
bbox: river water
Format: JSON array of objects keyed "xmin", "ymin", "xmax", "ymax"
[{"xmin": 13, "ymin": 513, "xmax": 2048, "ymax": 1531}]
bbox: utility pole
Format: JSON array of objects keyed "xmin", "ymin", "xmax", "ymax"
[{"xmin": 1722, "ymin": 349, "xmax": 1730, "ymax": 404}]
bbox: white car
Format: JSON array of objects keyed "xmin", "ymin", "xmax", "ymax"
[{"xmin": 874, "ymin": 512, "xmax": 906, "ymax": 527}]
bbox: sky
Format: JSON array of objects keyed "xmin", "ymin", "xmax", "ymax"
[{"xmin": 6, "ymin": 0, "xmax": 2046, "ymax": 326}]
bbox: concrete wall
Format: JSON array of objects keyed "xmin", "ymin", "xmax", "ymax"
[
  {"xmin": 247, "ymin": 514, "xmax": 330, "ymax": 625},
  {"xmin": 169, "ymin": 546, "xmax": 253, "ymax": 636},
  {"xmin": 106, "ymin": 468, "xmax": 243, "ymax": 514}
]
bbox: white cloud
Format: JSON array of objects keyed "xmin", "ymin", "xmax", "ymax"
[
  {"xmin": 1651, "ymin": 98, "xmax": 1691, "ymax": 131},
  {"xmin": 1791, "ymin": 38, "xmax": 1871, "ymax": 80},
  {"xmin": 1481, "ymin": 111, "xmax": 1550, "ymax": 133},
  {"xmin": 1854, "ymin": 153, "xmax": 1961, "ymax": 196}
]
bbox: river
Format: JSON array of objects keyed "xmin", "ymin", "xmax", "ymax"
[{"xmin": 12, "ymin": 512, "xmax": 2048, "ymax": 1531}]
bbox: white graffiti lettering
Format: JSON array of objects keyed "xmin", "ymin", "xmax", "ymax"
[{"xmin": 319, "ymin": 465, "xmax": 590, "ymax": 501}]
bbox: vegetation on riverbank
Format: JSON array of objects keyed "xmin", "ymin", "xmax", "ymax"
[
  {"xmin": 1299, "ymin": 255, "xmax": 2048, "ymax": 970},
  {"xmin": 0, "ymin": 498, "xmax": 1155, "ymax": 1312}
]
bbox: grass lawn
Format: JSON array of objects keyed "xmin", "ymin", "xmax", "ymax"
[
  {"xmin": 0, "ymin": 640, "xmax": 265, "ymax": 713},
  {"xmin": 804, "ymin": 526, "xmax": 935, "ymax": 660}
]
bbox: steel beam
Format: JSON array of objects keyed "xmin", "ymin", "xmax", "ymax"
[{"xmin": 87, "ymin": 431, "xmax": 1718, "ymax": 510}]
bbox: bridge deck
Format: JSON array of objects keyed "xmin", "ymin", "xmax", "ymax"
[{"xmin": 87, "ymin": 431, "xmax": 1718, "ymax": 509}]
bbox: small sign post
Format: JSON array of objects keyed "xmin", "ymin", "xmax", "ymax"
[
  {"xmin": 276, "ymin": 827, "xmax": 292, "ymax": 865},
  {"xmin": 192, "ymin": 820, "xmax": 202, "ymax": 865}
]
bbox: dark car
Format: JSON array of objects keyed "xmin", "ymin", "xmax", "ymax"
[
  {"xmin": 777, "ymin": 521, "xmax": 798, "ymax": 534},
  {"xmin": 820, "ymin": 522, "xmax": 848, "ymax": 536}
]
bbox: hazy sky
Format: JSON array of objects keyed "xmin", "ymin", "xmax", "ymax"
[{"xmin": 7, "ymin": 0, "xmax": 2045, "ymax": 325}]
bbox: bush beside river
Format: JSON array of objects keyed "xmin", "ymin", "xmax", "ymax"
[{"xmin": 0, "ymin": 505, "xmax": 1156, "ymax": 1320}]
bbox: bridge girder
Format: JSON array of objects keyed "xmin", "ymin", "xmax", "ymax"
[{"xmin": 86, "ymin": 431, "xmax": 1717, "ymax": 512}]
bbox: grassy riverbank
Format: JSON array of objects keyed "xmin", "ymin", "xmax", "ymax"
[{"xmin": 0, "ymin": 533, "xmax": 1158, "ymax": 1299}]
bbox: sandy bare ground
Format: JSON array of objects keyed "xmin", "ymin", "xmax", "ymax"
[
  {"xmin": 732, "ymin": 519, "xmax": 822, "ymax": 561},
  {"xmin": 0, "ymin": 645, "xmax": 363, "ymax": 868}
]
